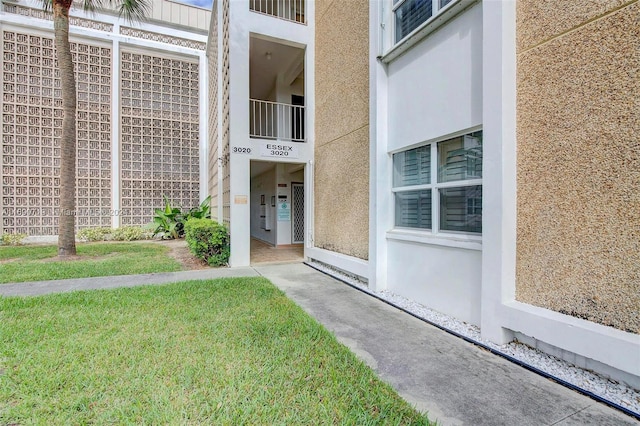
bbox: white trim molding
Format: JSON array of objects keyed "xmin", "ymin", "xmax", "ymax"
[
  {"xmin": 502, "ymin": 301, "xmax": 640, "ymax": 389},
  {"xmin": 306, "ymin": 247, "xmax": 370, "ymax": 281}
]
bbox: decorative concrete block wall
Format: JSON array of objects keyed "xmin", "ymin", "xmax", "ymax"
[
  {"xmin": 119, "ymin": 51, "xmax": 201, "ymax": 226},
  {"xmin": 220, "ymin": 0, "xmax": 231, "ymax": 227},
  {"xmin": 1, "ymin": 32, "xmax": 112, "ymax": 234},
  {"xmin": 207, "ymin": 1, "xmax": 220, "ymax": 221},
  {"xmin": 0, "ymin": 11, "xmax": 204, "ymax": 235}
]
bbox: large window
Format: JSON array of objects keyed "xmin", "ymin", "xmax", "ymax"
[
  {"xmin": 393, "ymin": 130, "xmax": 482, "ymax": 234},
  {"xmin": 393, "ymin": 0, "xmax": 457, "ymax": 43}
]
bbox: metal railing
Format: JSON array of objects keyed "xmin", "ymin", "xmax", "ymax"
[
  {"xmin": 250, "ymin": 99, "xmax": 305, "ymax": 142},
  {"xmin": 249, "ymin": 0, "xmax": 306, "ymax": 24}
]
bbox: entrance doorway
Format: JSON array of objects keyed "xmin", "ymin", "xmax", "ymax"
[{"xmin": 249, "ymin": 161, "xmax": 305, "ymax": 264}]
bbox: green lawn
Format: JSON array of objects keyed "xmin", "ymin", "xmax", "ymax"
[
  {"xmin": 0, "ymin": 242, "xmax": 181, "ymax": 284},
  {"xmin": 0, "ymin": 278, "xmax": 431, "ymax": 424}
]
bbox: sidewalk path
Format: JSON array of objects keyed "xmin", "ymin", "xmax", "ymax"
[
  {"xmin": 0, "ymin": 267, "xmax": 258, "ymax": 297},
  {"xmin": 1, "ymin": 262, "xmax": 636, "ymax": 425}
]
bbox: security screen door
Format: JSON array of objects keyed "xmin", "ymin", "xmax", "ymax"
[{"xmin": 292, "ymin": 182, "xmax": 304, "ymax": 243}]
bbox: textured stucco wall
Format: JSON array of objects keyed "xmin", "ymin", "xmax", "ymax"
[
  {"xmin": 314, "ymin": 0, "xmax": 369, "ymax": 259},
  {"xmin": 516, "ymin": 0, "xmax": 640, "ymax": 333}
]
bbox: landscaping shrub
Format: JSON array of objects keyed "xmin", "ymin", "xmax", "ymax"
[
  {"xmin": 148, "ymin": 195, "xmax": 211, "ymax": 240},
  {"xmin": 148, "ymin": 195, "xmax": 184, "ymax": 239},
  {"xmin": 112, "ymin": 226, "xmax": 148, "ymax": 241},
  {"xmin": 184, "ymin": 218, "xmax": 230, "ymax": 267},
  {"xmin": 1, "ymin": 233, "xmax": 27, "ymax": 246},
  {"xmin": 184, "ymin": 195, "xmax": 211, "ymax": 222},
  {"xmin": 77, "ymin": 227, "xmax": 112, "ymax": 242}
]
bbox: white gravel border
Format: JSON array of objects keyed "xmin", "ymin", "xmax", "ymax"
[{"xmin": 307, "ymin": 260, "xmax": 640, "ymax": 417}]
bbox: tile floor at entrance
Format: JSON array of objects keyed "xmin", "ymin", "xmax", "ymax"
[{"xmin": 250, "ymin": 238, "xmax": 304, "ymax": 264}]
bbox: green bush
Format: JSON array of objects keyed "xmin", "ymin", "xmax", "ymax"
[
  {"xmin": 184, "ymin": 218, "xmax": 230, "ymax": 267},
  {"xmin": 112, "ymin": 226, "xmax": 148, "ymax": 241},
  {"xmin": 184, "ymin": 195, "xmax": 211, "ymax": 222},
  {"xmin": 77, "ymin": 227, "xmax": 112, "ymax": 242},
  {"xmin": 148, "ymin": 195, "xmax": 211, "ymax": 240},
  {"xmin": 147, "ymin": 195, "xmax": 184, "ymax": 239},
  {"xmin": 1, "ymin": 233, "xmax": 28, "ymax": 246}
]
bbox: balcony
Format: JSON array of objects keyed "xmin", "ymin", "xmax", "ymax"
[
  {"xmin": 250, "ymin": 99, "xmax": 305, "ymax": 142},
  {"xmin": 249, "ymin": 36, "xmax": 305, "ymax": 142},
  {"xmin": 249, "ymin": 0, "xmax": 306, "ymax": 24}
]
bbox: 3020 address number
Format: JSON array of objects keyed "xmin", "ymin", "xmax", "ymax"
[{"xmin": 232, "ymin": 147, "xmax": 252, "ymax": 154}]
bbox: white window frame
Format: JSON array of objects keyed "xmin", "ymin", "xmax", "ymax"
[
  {"xmin": 390, "ymin": 127, "xmax": 483, "ymax": 245},
  {"xmin": 380, "ymin": 0, "xmax": 480, "ymax": 63},
  {"xmin": 393, "ymin": 0, "xmax": 436, "ymax": 44}
]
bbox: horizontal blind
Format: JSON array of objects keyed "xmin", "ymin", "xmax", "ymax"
[
  {"xmin": 395, "ymin": 189, "xmax": 432, "ymax": 228},
  {"xmin": 440, "ymin": 185, "xmax": 482, "ymax": 233},
  {"xmin": 393, "ymin": 145, "xmax": 430, "ymax": 187},
  {"xmin": 395, "ymin": 0, "xmax": 433, "ymax": 42}
]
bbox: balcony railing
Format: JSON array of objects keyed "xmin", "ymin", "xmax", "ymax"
[
  {"xmin": 249, "ymin": 0, "xmax": 306, "ymax": 24},
  {"xmin": 250, "ymin": 99, "xmax": 305, "ymax": 142}
]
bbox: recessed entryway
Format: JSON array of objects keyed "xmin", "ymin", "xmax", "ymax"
[
  {"xmin": 250, "ymin": 238, "xmax": 303, "ymax": 264},
  {"xmin": 249, "ymin": 161, "xmax": 305, "ymax": 264}
]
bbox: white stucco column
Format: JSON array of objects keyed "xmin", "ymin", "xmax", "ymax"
[
  {"xmin": 199, "ymin": 51, "xmax": 209, "ymax": 203},
  {"xmin": 369, "ymin": 0, "xmax": 391, "ymax": 291},
  {"xmin": 228, "ymin": 0, "xmax": 251, "ymax": 267},
  {"xmin": 480, "ymin": 0, "xmax": 518, "ymax": 344},
  {"xmin": 111, "ymin": 31, "xmax": 121, "ymax": 228}
]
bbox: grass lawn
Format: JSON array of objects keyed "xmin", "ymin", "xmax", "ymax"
[
  {"xmin": 0, "ymin": 242, "xmax": 182, "ymax": 284},
  {"xmin": 0, "ymin": 278, "xmax": 431, "ymax": 424}
]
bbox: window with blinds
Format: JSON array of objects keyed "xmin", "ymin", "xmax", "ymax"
[
  {"xmin": 392, "ymin": 130, "xmax": 482, "ymax": 234},
  {"xmin": 393, "ymin": 0, "xmax": 458, "ymax": 43}
]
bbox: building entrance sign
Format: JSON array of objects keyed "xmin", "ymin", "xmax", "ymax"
[{"xmin": 260, "ymin": 143, "xmax": 298, "ymax": 158}]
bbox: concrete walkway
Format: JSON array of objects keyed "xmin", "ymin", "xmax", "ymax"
[{"xmin": 1, "ymin": 263, "xmax": 636, "ymax": 425}]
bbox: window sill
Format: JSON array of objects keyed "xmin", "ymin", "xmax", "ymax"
[
  {"xmin": 386, "ymin": 228, "xmax": 482, "ymax": 251},
  {"xmin": 379, "ymin": 0, "xmax": 480, "ymax": 64}
]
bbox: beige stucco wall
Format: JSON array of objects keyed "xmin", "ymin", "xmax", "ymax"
[
  {"xmin": 516, "ymin": 0, "xmax": 640, "ymax": 333},
  {"xmin": 314, "ymin": 0, "xmax": 369, "ymax": 260}
]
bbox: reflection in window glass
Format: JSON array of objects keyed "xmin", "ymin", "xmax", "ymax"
[
  {"xmin": 440, "ymin": 185, "xmax": 482, "ymax": 233},
  {"xmin": 438, "ymin": 131, "xmax": 482, "ymax": 183},
  {"xmin": 393, "ymin": 145, "xmax": 431, "ymax": 187},
  {"xmin": 395, "ymin": 190, "xmax": 432, "ymax": 229}
]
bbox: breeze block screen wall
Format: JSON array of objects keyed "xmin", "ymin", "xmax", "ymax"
[
  {"xmin": 1, "ymin": 28, "xmax": 202, "ymax": 235},
  {"xmin": 119, "ymin": 51, "xmax": 200, "ymax": 226},
  {"xmin": 1, "ymin": 31, "xmax": 112, "ymax": 235}
]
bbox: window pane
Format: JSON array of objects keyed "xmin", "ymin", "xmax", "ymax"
[
  {"xmin": 393, "ymin": 145, "xmax": 430, "ymax": 187},
  {"xmin": 440, "ymin": 0, "xmax": 454, "ymax": 8},
  {"xmin": 439, "ymin": 185, "xmax": 482, "ymax": 233},
  {"xmin": 438, "ymin": 131, "xmax": 483, "ymax": 183},
  {"xmin": 395, "ymin": 0, "xmax": 433, "ymax": 42},
  {"xmin": 395, "ymin": 189, "xmax": 432, "ymax": 229}
]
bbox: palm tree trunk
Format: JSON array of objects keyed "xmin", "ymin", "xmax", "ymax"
[{"xmin": 53, "ymin": 0, "xmax": 77, "ymax": 256}]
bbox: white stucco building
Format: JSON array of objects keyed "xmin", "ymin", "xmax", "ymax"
[
  {"xmin": 2, "ymin": 0, "xmax": 638, "ymax": 396},
  {"xmin": 204, "ymin": 0, "xmax": 639, "ymax": 391}
]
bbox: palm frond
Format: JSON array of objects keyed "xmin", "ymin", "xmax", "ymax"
[
  {"xmin": 81, "ymin": 0, "xmax": 98, "ymax": 13},
  {"xmin": 76, "ymin": 0, "xmax": 150, "ymax": 23},
  {"xmin": 41, "ymin": 0, "xmax": 52, "ymax": 13},
  {"xmin": 114, "ymin": 0, "xmax": 151, "ymax": 22}
]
